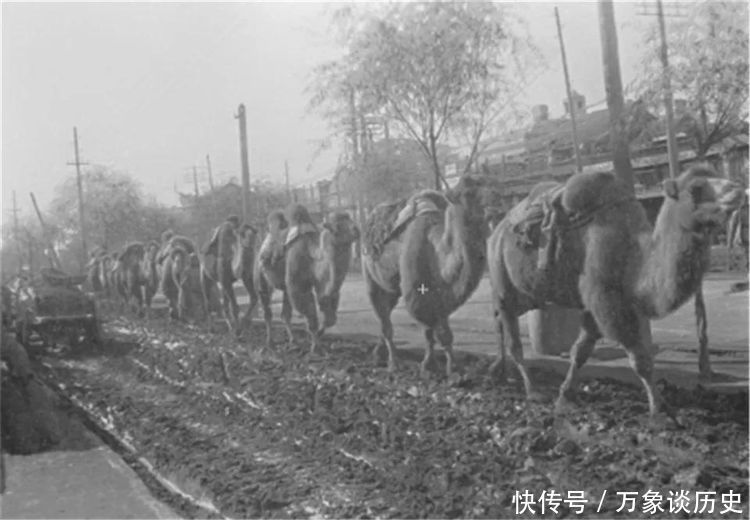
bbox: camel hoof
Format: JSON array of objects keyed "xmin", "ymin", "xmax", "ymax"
[
  {"xmin": 489, "ymin": 359, "xmax": 506, "ymax": 383},
  {"xmin": 647, "ymin": 411, "xmax": 681, "ymax": 431},
  {"xmin": 554, "ymin": 396, "xmax": 577, "ymax": 415},
  {"xmin": 387, "ymin": 359, "xmax": 399, "ymax": 373},
  {"xmin": 527, "ymin": 390, "xmax": 547, "ymax": 403},
  {"xmin": 371, "ymin": 349, "xmax": 386, "ymax": 367}
]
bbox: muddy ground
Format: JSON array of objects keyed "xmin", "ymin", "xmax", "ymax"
[{"xmin": 30, "ymin": 310, "xmax": 749, "ymax": 519}]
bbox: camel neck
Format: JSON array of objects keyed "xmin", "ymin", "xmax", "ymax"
[
  {"xmin": 439, "ymin": 203, "xmax": 486, "ymax": 302},
  {"xmin": 636, "ymin": 202, "xmax": 711, "ymax": 318}
]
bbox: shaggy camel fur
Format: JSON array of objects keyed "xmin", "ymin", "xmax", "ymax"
[
  {"xmin": 363, "ymin": 175, "xmax": 491, "ymax": 376},
  {"xmin": 86, "ymin": 249, "xmax": 107, "ymax": 294},
  {"xmin": 487, "ymin": 165, "xmax": 742, "ymax": 418},
  {"xmin": 117, "ymin": 242, "xmax": 146, "ymax": 316},
  {"xmin": 254, "ymin": 210, "xmax": 294, "ymax": 347},
  {"xmin": 159, "ymin": 235, "xmax": 197, "ymax": 320},
  {"xmin": 278, "ymin": 205, "xmax": 360, "ymax": 353},
  {"xmin": 200, "ymin": 216, "xmax": 258, "ymax": 335},
  {"xmin": 140, "ymin": 241, "xmax": 160, "ymax": 318},
  {"xmin": 172, "ymin": 248, "xmax": 205, "ymax": 323}
]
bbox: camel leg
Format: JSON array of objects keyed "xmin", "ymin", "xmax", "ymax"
[
  {"xmin": 288, "ymin": 283, "xmax": 319, "ymax": 354},
  {"xmin": 420, "ymin": 329, "xmax": 436, "ymax": 377},
  {"xmin": 498, "ymin": 309, "xmax": 543, "ymax": 401},
  {"xmin": 219, "ymin": 282, "xmax": 239, "ymax": 336},
  {"xmin": 241, "ymin": 278, "xmax": 258, "ymax": 327},
  {"xmin": 281, "ymin": 291, "xmax": 294, "ymax": 347},
  {"xmin": 434, "ymin": 321, "xmax": 455, "ymax": 378},
  {"xmin": 489, "ymin": 307, "xmax": 508, "ymax": 382},
  {"xmin": 555, "ymin": 312, "xmax": 601, "ymax": 413},
  {"xmin": 365, "ymin": 273, "xmax": 400, "ymax": 370},
  {"xmin": 258, "ymin": 277, "xmax": 275, "ymax": 348},
  {"xmin": 694, "ymin": 283, "xmax": 713, "ymax": 380},
  {"xmin": 200, "ymin": 272, "xmax": 216, "ymax": 331}
]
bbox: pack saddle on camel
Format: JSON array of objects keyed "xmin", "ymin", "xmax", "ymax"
[
  {"xmin": 157, "ymin": 232, "xmax": 198, "ymax": 321},
  {"xmin": 487, "ymin": 164, "xmax": 743, "ymax": 422},
  {"xmin": 256, "ymin": 204, "xmax": 360, "ymax": 353},
  {"xmin": 362, "ymin": 175, "xmax": 496, "ymax": 377},
  {"xmin": 200, "ymin": 215, "xmax": 258, "ymax": 335}
]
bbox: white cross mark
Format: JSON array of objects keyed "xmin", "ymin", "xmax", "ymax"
[{"xmin": 417, "ymin": 283, "xmax": 429, "ymax": 295}]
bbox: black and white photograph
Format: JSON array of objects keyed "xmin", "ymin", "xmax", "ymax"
[{"xmin": 1, "ymin": 1, "xmax": 748, "ymax": 518}]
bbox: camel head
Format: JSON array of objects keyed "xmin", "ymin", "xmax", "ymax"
[
  {"xmin": 662, "ymin": 165, "xmax": 743, "ymax": 237},
  {"xmin": 236, "ymin": 223, "xmax": 257, "ymax": 250},
  {"xmin": 267, "ymin": 210, "xmax": 289, "ymax": 233},
  {"xmin": 145, "ymin": 240, "xmax": 159, "ymax": 260},
  {"xmin": 323, "ymin": 212, "xmax": 360, "ymax": 246},
  {"xmin": 161, "ymin": 229, "xmax": 175, "ymax": 244},
  {"xmin": 447, "ymin": 174, "xmax": 496, "ymax": 232}
]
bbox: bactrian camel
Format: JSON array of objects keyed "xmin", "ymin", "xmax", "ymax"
[
  {"xmin": 158, "ymin": 234, "xmax": 197, "ymax": 320},
  {"xmin": 363, "ymin": 175, "xmax": 493, "ymax": 376},
  {"xmin": 254, "ymin": 210, "xmax": 295, "ymax": 347},
  {"xmin": 265, "ymin": 205, "xmax": 359, "ymax": 353},
  {"xmin": 487, "ymin": 165, "xmax": 742, "ymax": 419},
  {"xmin": 200, "ymin": 215, "xmax": 258, "ymax": 335}
]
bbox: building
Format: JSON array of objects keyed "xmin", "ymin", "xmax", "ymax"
[{"xmin": 444, "ymin": 93, "xmax": 748, "ymax": 211}]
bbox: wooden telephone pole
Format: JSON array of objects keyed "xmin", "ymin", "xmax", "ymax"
[
  {"xmin": 555, "ymin": 6, "xmax": 583, "ymax": 173},
  {"xmin": 598, "ymin": 0, "xmax": 634, "ymax": 191},
  {"xmin": 67, "ymin": 127, "xmax": 89, "ymax": 268},
  {"xmin": 12, "ymin": 190, "xmax": 22, "ymax": 273},
  {"xmin": 30, "ymin": 192, "xmax": 61, "ymax": 269},
  {"xmin": 285, "ymin": 160, "xmax": 291, "ymax": 204},
  {"xmin": 235, "ymin": 104, "xmax": 251, "ymax": 222},
  {"xmin": 206, "ymin": 154, "xmax": 219, "ymax": 221}
]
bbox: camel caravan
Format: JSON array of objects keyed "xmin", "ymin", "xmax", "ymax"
[{"xmin": 86, "ymin": 165, "xmax": 744, "ymax": 420}]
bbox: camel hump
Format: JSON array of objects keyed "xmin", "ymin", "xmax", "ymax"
[
  {"xmin": 202, "ymin": 222, "xmax": 230, "ymax": 255},
  {"xmin": 170, "ymin": 235, "xmax": 196, "ymax": 254},
  {"xmin": 284, "ymin": 223, "xmax": 318, "ymax": 247},
  {"xmin": 287, "ymin": 203, "xmax": 315, "ymax": 227},
  {"xmin": 118, "ymin": 242, "xmax": 145, "ymax": 262},
  {"xmin": 363, "ymin": 199, "xmax": 406, "ymax": 258},
  {"xmin": 561, "ymin": 171, "xmax": 631, "ymax": 215},
  {"xmin": 391, "ymin": 190, "xmax": 448, "ymax": 235}
]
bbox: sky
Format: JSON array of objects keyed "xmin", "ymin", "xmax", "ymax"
[{"xmin": 2, "ymin": 1, "xmax": 655, "ymax": 220}]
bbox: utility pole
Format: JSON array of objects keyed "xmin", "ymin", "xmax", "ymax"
[
  {"xmin": 30, "ymin": 192, "xmax": 61, "ymax": 269},
  {"xmin": 192, "ymin": 165, "xmax": 200, "ymax": 199},
  {"xmin": 25, "ymin": 230, "xmax": 35, "ymax": 274},
  {"xmin": 206, "ymin": 154, "xmax": 219, "ymax": 221},
  {"xmin": 555, "ymin": 6, "xmax": 583, "ymax": 173},
  {"xmin": 598, "ymin": 0, "xmax": 634, "ymax": 191},
  {"xmin": 12, "ymin": 190, "xmax": 22, "ymax": 273},
  {"xmin": 235, "ymin": 104, "xmax": 251, "ymax": 223},
  {"xmin": 206, "ymin": 154, "xmax": 216, "ymax": 192},
  {"xmin": 285, "ymin": 160, "xmax": 291, "ymax": 204},
  {"xmin": 637, "ymin": 0, "xmax": 685, "ymax": 179},
  {"xmin": 67, "ymin": 127, "xmax": 89, "ymax": 269}
]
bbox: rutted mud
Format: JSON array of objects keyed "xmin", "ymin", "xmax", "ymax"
[{"xmin": 35, "ymin": 313, "xmax": 748, "ymax": 519}]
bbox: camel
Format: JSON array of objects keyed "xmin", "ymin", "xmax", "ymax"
[
  {"xmin": 200, "ymin": 216, "xmax": 258, "ymax": 335},
  {"xmin": 158, "ymin": 235, "xmax": 197, "ymax": 320},
  {"xmin": 117, "ymin": 242, "xmax": 147, "ymax": 316},
  {"xmin": 278, "ymin": 205, "xmax": 360, "ymax": 353},
  {"xmin": 172, "ymin": 248, "xmax": 206, "ymax": 323},
  {"xmin": 140, "ymin": 241, "xmax": 160, "ymax": 318},
  {"xmin": 85, "ymin": 248, "xmax": 107, "ymax": 294},
  {"xmin": 254, "ymin": 210, "xmax": 295, "ymax": 347},
  {"xmin": 363, "ymin": 175, "xmax": 492, "ymax": 376},
  {"xmin": 487, "ymin": 165, "xmax": 742, "ymax": 419}
]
